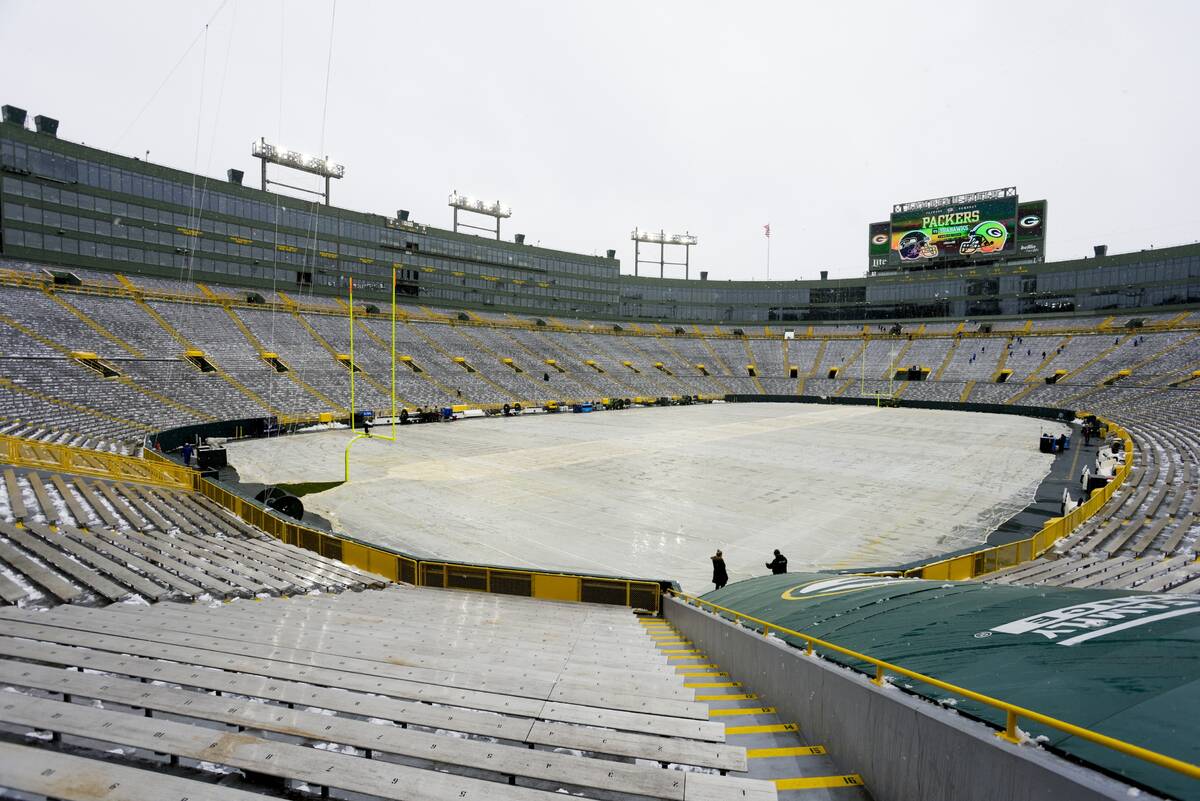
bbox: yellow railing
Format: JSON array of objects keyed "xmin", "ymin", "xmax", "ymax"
[
  {"xmin": 670, "ymin": 591, "xmax": 1200, "ymax": 782},
  {"xmin": 904, "ymin": 418, "xmax": 1134, "ymax": 581},
  {"xmin": 0, "ymin": 435, "xmax": 193, "ymax": 489}
]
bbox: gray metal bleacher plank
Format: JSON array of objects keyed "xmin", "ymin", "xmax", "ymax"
[
  {"xmin": 93, "ymin": 480, "xmax": 149, "ymax": 529},
  {"xmin": 1127, "ymin": 516, "xmax": 1171, "ymax": 557},
  {"xmin": 0, "ymin": 612, "xmax": 707, "ymax": 738},
  {"xmin": 1106, "ymin": 554, "xmax": 1193, "ymax": 590},
  {"xmin": 176, "ymin": 534, "xmax": 319, "ymax": 592},
  {"xmin": 121, "ymin": 527, "xmax": 265, "ymax": 597},
  {"xmin": 3, "ymin": 468, "xmax": 26, "ymax": 523},
  {"xmin": 1171, "ymin": 574, "xmax": 1200, "ymax": 594},
  {"xmin": 1058, "ymin": 556, "xmax": 1135, "ymax": 588},
  {"xmin": 0, "ymin": 613, "xmax": 545, "ymax": 718},
  {"xmin": 984, "ymin": 557, "xmax": 1057, "ymax": 584},
  {"xmin": 112, "ymin": 483, "xmax": 174, "ymax": 531},
  {"xmin": 29, "ymin": 523, "xmax": 170, "ymax": 601},
  {"xmin": 100, "ymin": 603, "xmax": 683, "ymax": 692},
  {"xmin": 0, "ymin": 522, "xmax": 128, "ymax": 602},
  {"xmin": 1137, "ymin": 564, "xmax": 1200, "ymax": 593},
  {"xmin": 130, "ymin": 484, "xmax": 198, "ymax": 533},
  {"xmin": 38, "ymin": 605, "xmax": 695, "ymax": 714},
  {"xmin": 0, "ymin": 634, "xmax": 742, "ymax": 772},
  {"xmin": 0, "ymin": 741, "xmax": 278, "ymax": 801},
  {"xmin": 0, "ymin": 569, "xmax": 25, "ymax": 604},
  {"xmin": 254, "ymin": 535, "xmax": 384, "ymax": 585},
  {"xmin": 1100, "ymin": 519, "xmax": 1147, "ymax": 555},
  {"xmin": 0, "ymin": 694, "xmax": 569, "ymax": 801},
  {"xmin": 174, "ymin": 599, "xmax": 666, "ymax": 669},
  {"xmin": 525, "ymin": 719, "xmax": 747, "ymax": 772},
  {"xmin": 538, "ymin": 701, "xmax": 724, "ymax": 742},
  {"xmin": 70, "ymin": 477, "xmax": 121, "ymax": 528},
  {"xmin": 1010, "ymin": 554, "xmax": 1106, "ymax": 585},
  {"xmin": 0, "ymin": 660, "xmax": 764, "ymax": 801},
  {"xmin": 1159, "ymin": 514, "xmax": 1195, "ymax": 555},
  {"xmin": 87, "ymin": 527, "xmax": 240, "ymax": 598},
  {"xmin": 57, "ymin": 526, "xmax": 201, "ymax": 599},
  {"xmin": 25, "ymin": 471, "xmax": 58, "ymax": 525},
  {"xmin": 0, "ymin": 537, "xmax": 80, "ymax": 603},
  {"xmin": 49, "ymin": 473, "xmax": 93, "ymax": 528},
  {"xmin": 159, "ymin": 528, "xmax": 296, "ymax": 594},
  {"xmin": 250, "ymin": 536, "xmax": 368, "ymax": 587}
]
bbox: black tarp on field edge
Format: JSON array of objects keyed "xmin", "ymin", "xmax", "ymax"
[{"xmin": 700, "ymin": 573, "xmax": 1200, "ymax": 800}]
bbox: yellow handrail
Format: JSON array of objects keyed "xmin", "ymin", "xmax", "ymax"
[
  {"xmin": 0, "ymin": 435, "xmax": 193, "ymax": 489},
  {"xmin": 669, "ymin": 590, "xmax": 1199, "ymax": 781}
]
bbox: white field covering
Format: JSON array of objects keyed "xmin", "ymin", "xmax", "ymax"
[{"xmin": 227, "ymin": 404, "xmax": 1066, "ymax": 593}]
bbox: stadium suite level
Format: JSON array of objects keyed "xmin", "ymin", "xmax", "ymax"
[{"xmin": 1, "ymin": 116, "xmax": 1198, "ymax": 323}]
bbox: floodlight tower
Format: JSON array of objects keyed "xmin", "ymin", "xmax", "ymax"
[
  {"xmin": 251, "ymin": 138, "xmax": 345, "ymax": 206},
  {"xmin": 449, "ymin": 192, "xmax": 512, "ymax": 240},
  {"xmin": 631, "ymin": 229, "xmax": 698, "ymax": 278}
]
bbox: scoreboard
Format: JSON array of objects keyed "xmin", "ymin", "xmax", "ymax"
[{"xmin": 868, "ymin": 188, "xmax": 1046, "ymax": 272}]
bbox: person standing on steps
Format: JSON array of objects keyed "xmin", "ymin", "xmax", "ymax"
[
  {"xmin": 765, "ymin": 549, "xmax": 788, "ymax": 575},
  {"xmin": 711, "ymin": 550, "xmax": 728, "ymax": 590}
]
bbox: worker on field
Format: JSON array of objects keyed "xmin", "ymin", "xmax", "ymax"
[
  {"xmin": 711, "ymin": 550, "xmax": 728, "ymax": 590},
  {"xmin": 765, "ymin": 549, "xmax": 788, "ymax": 575},
  {"xmin": 180, "ymin": 442, "xmax": 194, "ymax": 467}
]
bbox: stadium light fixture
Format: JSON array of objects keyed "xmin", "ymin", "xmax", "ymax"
[
  {"xmin": 448, "ymin": 192, "xmax": 512, "ymax": 219},
  {"xmin": 449, "ymin": 191, "xmax": 512, "ymax": 240},
  {"xmin": 252, "ymin": 140, "xmax": 345, "ymax": 179},
  {"xmin": 631, "ymin": 229, "xmax": 698, "ymax": 246},
  {"xmin": 251, "ymin": 138, "xmax": 345, "ymax": 206},
  {"xmin": 630, "ymin": 228, "xmax": 698, "ymax": 278}
]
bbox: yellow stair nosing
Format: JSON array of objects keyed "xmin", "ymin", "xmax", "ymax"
[{"xmin": 774, "ymin": 774, "xmax": 864, "ymax": 790}]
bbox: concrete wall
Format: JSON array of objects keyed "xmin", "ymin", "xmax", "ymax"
[{"xmin": 664, "ymin": 597, "xmax": 1155, "ymax": 801}]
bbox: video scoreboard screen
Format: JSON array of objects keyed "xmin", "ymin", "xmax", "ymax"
[
  {"xmin": 867, "ymin": 188, "xmax": 1046, "ymax": 271},
  {"xmin": 889, "ymin": 188, "xmax": 1018, "ymax": 265}
]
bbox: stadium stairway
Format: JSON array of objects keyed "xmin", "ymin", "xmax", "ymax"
[
  {"xmin": 0, "ymin": 585, "xmax": 783, "ymax": 801},
  {"xmin": 643, "ymin": 617, "xmax": 869, "ymax": 799}
]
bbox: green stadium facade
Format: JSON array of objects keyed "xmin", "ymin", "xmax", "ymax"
[{"xmin": 2, "ymin": 118, "xmax": 1199, "ymax": 323}]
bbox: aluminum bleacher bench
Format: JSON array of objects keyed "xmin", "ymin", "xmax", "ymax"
[
  {"xmin": 0, "ymin": 740, "xmax": 273, "ymax": 801},
  {"xmin": 57, "ymin": 524, "xmax": 202, "ymax": 599},
  {"xmin": 3, "ymin": 468, "xmax": 26, "ymax": 524},
  {"xmin": 0, "ymin": 521, "xmax": 128, "ymax": 602},
  {"xmin": 0, "ymin": 660, "xmax": 772, "ymax": 800},
  {"xmin": 49, "ymin": 473, "xmax": 94, "ymax": 528},
  {"xmin": 0, "ymin": 634, "xmax": 745, "ymax": 772},
  {"xmin": 0, "ymin": 535, "xmax": 81, "ymax": 603},
  {"xmin": 26, "ymin": 522, "xmax": 171, "ymax": 601}
]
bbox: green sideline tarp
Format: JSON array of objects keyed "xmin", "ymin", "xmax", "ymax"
[{"xmin": 701, "ymin": 573, "xmax": 1200, "ymax": 800}]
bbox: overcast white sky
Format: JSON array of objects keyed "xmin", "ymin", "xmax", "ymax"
[{"xmin": 3, "ymin": 0, "xmax": 1198, "ymax": 280}]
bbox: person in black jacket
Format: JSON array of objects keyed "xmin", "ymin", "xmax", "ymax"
[
  {"xmin": 711, "ymin": 550, "xmax": 728, "ymax": 590},
  {"xmin": 765, "ymin": 549, "xmax": 788, "ymax": 575}
]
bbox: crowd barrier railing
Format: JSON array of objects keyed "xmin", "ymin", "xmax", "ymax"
[
  {"xmin": 669, "ymin": 590, "xmax": 1199, "ymax": 783},
  {"xmin": 186, "ymin": 465, "xmax": 662, "ymax": 611},
  {"xmin": 0, "ymin": 435, "xmax": 193, "ymax": 489},
  {"xmin": 904, "ymin": 417, "xmax": 1133, "ymax": 581}
]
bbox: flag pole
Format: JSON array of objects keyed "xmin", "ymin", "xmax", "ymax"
[{"xmin": 764, "ymin": 223, "xmax": 771, "ymax": 280}]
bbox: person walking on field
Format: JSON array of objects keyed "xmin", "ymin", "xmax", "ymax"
[
  {"xmin": 765, "ymin": 549, "xmax": 788, "ymax": 575},
  {"xmin": 711, "ymin": 550, "xmax": 729, "ymax": 590}
]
